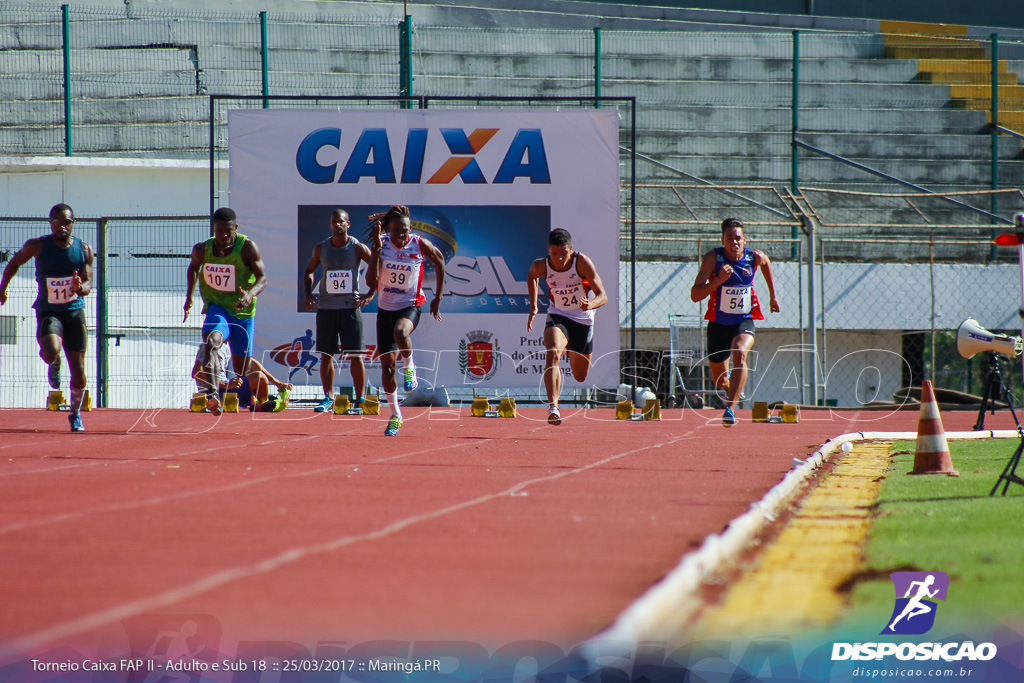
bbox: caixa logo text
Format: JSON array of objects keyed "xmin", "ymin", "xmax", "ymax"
[{"xmin": 296, "ymin": 127, "xmax": 551, "ymax": 185}]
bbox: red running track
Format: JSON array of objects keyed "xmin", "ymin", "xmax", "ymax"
[{"xmin": 0, "ymin": 405, "xmax": 1013, "ymax": 664}]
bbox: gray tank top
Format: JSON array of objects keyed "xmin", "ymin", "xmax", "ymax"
[{"xmin": 318, "ymin": 236, "xmax": 361, "ymax": 309}]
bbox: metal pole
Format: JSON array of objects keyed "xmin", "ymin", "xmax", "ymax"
[
  {"xmin": 631, "ymin": 99, "xmax": 638, "ymax": 404},
  {"xmin": 791, "ymin": 30, "xmax": 800, "ymax": 259},
  {"xmin": 991, "ymin": 33, "xmax": 999, "ymax": 262},
  {"xmin": 400, "ymin": 17, "xmax": 413, "ymax": 108},
  {"xmin": 62, "ymin": 4, "xmax": 72, "ymax": 157},
  {"xmin": 260, "ymin": 12, "xmax": 269, "ymax": 109},
  {"xmin": 594, "ymin": 28, "xmax": 602, "ymax": 108},
  {"xmin": 96, "ymin": 218, "xmax": 108, "ymax": 408},
  {"xmin": 209, "ymin": 96, "xmax": 216, "ymax": 217},
  {"xmin": 805, "ymin": 217, "xmax": 818, "ymax": 406}
]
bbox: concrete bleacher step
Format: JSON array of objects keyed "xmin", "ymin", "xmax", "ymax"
[{"xmin": 2, "ymin": 96, "xmax": 208, "ymax": 126}]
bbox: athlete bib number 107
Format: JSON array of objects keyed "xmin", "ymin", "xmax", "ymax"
[
  {"xmin": 325, "ymin": 270, "xmax": 353, "ymax": 294},
  {"xmin": 46, "ymin": 276, "xmax": 78, "ymax": 304},
  {"xmin": 203, "ymin": 264, "xmax": 236, "ymax": 292},
  {"xmin": 719, "ymin": 286, "xmax": 752, "ymax": 314}
]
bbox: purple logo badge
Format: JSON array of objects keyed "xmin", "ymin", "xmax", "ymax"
[{"xmin": 882, "ymin": 571, "xmax": 949, "ymax": 635}]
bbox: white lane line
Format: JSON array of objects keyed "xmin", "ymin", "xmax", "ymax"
[{"xmin": 0, "ymin": 431, "xmax": 695, "ymax": 660}]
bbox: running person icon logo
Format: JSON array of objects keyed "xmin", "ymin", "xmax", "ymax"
[{"xmin": 882, "ymin": 571, "xmax": 950, "ymax": 635}]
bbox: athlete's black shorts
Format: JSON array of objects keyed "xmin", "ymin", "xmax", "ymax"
[
  {"xmin": 706, "ymin": 319, "xmax": 755, "ymax": 363},
  {"xmin": 545, "ymin": 313, "xmax": 594, "ymax": 355},
  {"xmin": 36, "ymin": 309, "xmax": 88, "ymax": 353},
  {"xmin": 376, "ymin": 306, "xmax": 422, "ymax": 356},
  {"xmin": 316, "ymin": 307, "xmax": 364, "ymax": 356}
]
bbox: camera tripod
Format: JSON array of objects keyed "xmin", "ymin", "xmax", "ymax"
[{"xmin": 976, "ymin": 353, "xmax": 1024, "ymax": 495}]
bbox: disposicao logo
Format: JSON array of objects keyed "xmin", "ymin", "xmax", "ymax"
[
  {"xmin": 831, "ymin": 571, "xmax": 998, "ymax": 663},
  {"xmin": 883, "ymin": 571, "xmax": 948, "ymax": 635}
]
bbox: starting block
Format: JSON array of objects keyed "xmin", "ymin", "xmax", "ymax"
[
  {"xmin": 471, "ymin": 395, "xmax": 492, "ymax": 417},
  {"xmin": 223, "ymin": 392, "xmax": 239, "ymax": 413},
  {"xmin": 497, "ymin": 397, "xmax": 516, "ymax": 418},
  {"xmin": 190, "ymin": 391, "xmax": 207, "ymax": 412},
  {"xmin": 362, "ymin": 394, "xmax": 380, "ymax": 415},
  {"xmin": 615, "ymin": 399, "xmax": 634, "ymax": 420},
  {"xmin": 333, "ymin": 394, "xmax": 364, "ymax": 415},
  {"xmin": 641, "ymin": 397, "xmax": 661, "ymax": 421},
  {"xmin": 753, "ymin": 401, "xmax": 799, "ymax": 423},
  {"xmin": 47, "ymin": 390, "xmax": 64, "ymax": 411},
  {"xmin": 46, "ymin": 390, "xmax": 92, "ymax": 411},
  {"xmin": 472, "ymin": 395, "xmax": 516, "ymax": 417}
]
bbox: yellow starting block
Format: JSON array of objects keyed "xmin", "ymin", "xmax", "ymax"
[
  {"xmin": 471, "ymin": 395, "xmax": 491, "ymax": 417},
  {"xmin": 223, "ymin": 392, "xmax": 239, "ymax": 413},
  {"xmin": 47, "ymin": 390, "xmax": 64, "ymax": 411},
  {"xmin": 753, "ymin": 401, "xmax": 799, "ymax": 423},
  {"xmin": 46, "ymin": 390, "xmax": 91, "ymax": 411},
  {"xmin": 615, "ymin": 399, "xmax": 634, "ymax": 420},
  {"xmin": 472, "ymin": 395, "xmax": 516, "ymax": 417},
  {"xmin": 333, "ymin": 395, "xmax": 351, "ymax": 414},
  {"xmin": 497, "ymin": 397, "xmax": 517, "ymax": 418},
  {"xmin": 641, "ymin": 397, "xmax": 661, "ymax": 421},
  {"xmin": 362, "ymin": 394, "xmax": 380, "ymax": 415},
  {"xmin": 190, "ymin": 391, "xmax": 207, "ymax": 412}
]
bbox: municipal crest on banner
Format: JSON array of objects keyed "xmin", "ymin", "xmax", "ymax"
[{"xmin": 459, "ymin": 330, "xmax": 500, "ymax": 381}]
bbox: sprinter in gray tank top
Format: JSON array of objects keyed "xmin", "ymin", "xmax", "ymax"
[{"xmin": 303, "ymin": 209, "xmax": 376, "ymax": 412}]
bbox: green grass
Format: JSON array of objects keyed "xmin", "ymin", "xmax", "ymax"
[{"xmin": 840, "ymin": 438, "xmax": 1024, "ymax": 631}]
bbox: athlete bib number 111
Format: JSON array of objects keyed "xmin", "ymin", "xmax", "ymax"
[{"xmin": 719, "ymin": 286, "xmax": 752, "ymax": 314}]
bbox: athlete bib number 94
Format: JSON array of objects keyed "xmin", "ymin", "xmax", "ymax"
[
  {"xmin": 718, "ymin": 286, "xmax": 752, "ymax": 314},
  {"xmin": 46, "ymin": 276, "xmax": 78, "ymax": 304},
  {"xmin": 325, "ymin": 270, "xmax": 353, "ymax": 294},
  {"xmin": 203, "ymin": 264, "xmax": 236, "ymax": 292}
]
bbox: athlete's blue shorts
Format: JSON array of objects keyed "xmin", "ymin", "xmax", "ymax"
[{"xmin": 203, "ymin": 303, "xmax": 254, "ymax": 358}]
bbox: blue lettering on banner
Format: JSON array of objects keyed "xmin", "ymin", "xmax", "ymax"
[{"xmin": 295, "ymin": 128, "xmax": 551, "ymax": 184}]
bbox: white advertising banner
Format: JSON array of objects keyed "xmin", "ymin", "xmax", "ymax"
[{"xmin": 228, "ymin": 109, "xmax": 620, "ymax": 390}]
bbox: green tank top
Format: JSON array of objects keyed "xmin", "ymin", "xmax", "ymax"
[{"xmin": 199, "ymin": 234, "xmax": 257, "ymax": 319}]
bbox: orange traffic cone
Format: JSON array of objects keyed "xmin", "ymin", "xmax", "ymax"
[{"xmin": 909, "ymin": 380, "xmax": 959, "ymax": 476}]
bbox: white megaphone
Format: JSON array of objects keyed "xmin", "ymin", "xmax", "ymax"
[{"xmin": 956, "ymin": 317, "xmax": 1023, "ymax": 359}]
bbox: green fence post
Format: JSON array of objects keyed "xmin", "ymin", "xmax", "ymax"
[
  {"xmin": 62, "ymin": 4, "xmax": 72, "ymax": 156},
  {"xmin": 594, "ymin": 28, "xmax": 602, "ymax": 108},
  {"xmin": 991, "ymin": 33, "xmax": 999, "ymax": 262},
  {"xmin": 260, "ymin": 11, "xmax": 269, "ymax": 109},
  {"xmin": 791, "ymin": 30, "xmax": 800, "ymax": 260},
  {"xmin": 96, "ymin": 218, "xmax": 108, "ymax": 408},
  {"xmin": 399, "ymin": 17, "xmax": 413, "ymax": 108}
]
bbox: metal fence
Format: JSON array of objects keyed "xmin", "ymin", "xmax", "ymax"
[{"xmin": 4, "ymin": 199, "xmax": 1022, "ymax": 410}]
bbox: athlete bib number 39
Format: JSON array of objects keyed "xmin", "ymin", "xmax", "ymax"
[
  {"xmin": 203, "ymin": 264, "xmax": 236, "ymax": 292},
  {"xmin": 719, "ymin": 286, "xmax": 752, "ymax": 314},
  {"xmin": 386, "ymin": 269, "xmax": 415, "ymax": 292},
  {"xmin": 325, "ymin": 270, "xmax": 353, "ymax": 294},
  {"xmin": 46, "ymin": 276, "xmax": 78, "ymax": 304}
]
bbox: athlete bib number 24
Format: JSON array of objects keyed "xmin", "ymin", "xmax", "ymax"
[{"xmin": 719, "ymin": 286, "xmax": 752, "ymax": 314}]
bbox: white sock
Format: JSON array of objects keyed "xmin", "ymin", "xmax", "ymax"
[
  {"xmin": 549, "ymin": 403, "xmax": 559, "ymax": 413},
  {"xmin": 402, "ymin": 355, "xmax": 415, "ymax": 371},
  {"xmin": 386, "ymin": 391, "xmax": 402, "ymax": 419},
  {"xmin": 70, "ymin": 387, "xmax": 85, "ymax": 415}
]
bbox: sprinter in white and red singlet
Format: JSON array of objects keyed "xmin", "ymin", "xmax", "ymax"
[
  {"xmin": 526, "ymin": 228, "xmax": 608, "ymax": 426},
  {"xmin": 366, "ymin": 205, "xmax": 446, "ymax": 437},
  {"xmin": 690, "ymin": 217, "xmax": 780, "ymax": 427}
]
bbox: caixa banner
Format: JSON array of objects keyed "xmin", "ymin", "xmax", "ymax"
[{"xmin": 228, "ymin": 109, "xmax": 620, "ymax": 389}]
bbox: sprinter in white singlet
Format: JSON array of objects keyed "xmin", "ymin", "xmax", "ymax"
[{"xmin": 526, "ymin": 228, "xmax": 608, "ymax": 425}]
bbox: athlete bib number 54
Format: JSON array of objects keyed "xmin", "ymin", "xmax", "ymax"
[
  {"xmin": 719, "ymin": 286, "xmax": 752, "ymax": 314},
  {"xmin": 46, "ymin": 276, "xmax": 78, "ymax": 304},
  {"xmin": 203, "ymin": 264, "xmax": 236, "ymax": 292}
]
